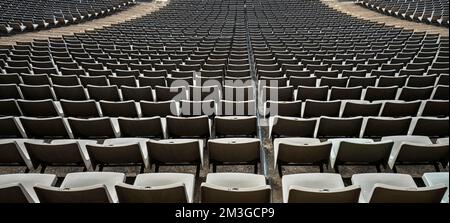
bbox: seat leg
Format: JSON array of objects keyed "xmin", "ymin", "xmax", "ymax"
[
  {"xmin": 98, "ymin": 165, "xmax": 104, "ymax": 172},
  {"xmin": 82, "ymin": 166, "xmax": 87, "ymax": 172},
  {"xmin": 40, "ymin": 165, "xmax": 47, "ymax": 173},
  {"xmin": 334, "ymin": 165, "xmax": 340, "ymax": 173},
  {"xmin": 254, "ymin": 163, "xmax": 258, "ymax": 174},
  {"xmin": 24, "ymin": 167, "xmax": 30, "ymax": 173},
  {"xmin": 195, "ymin": 164, "xmax": 200, "ymax": 178},
  {"xmin": 155, "ymin": 164, "xmax": 160, "ymax": 173},
  {"xmin": 392, "ymin": 165, "xmax": 398, "ymax": 173},
  {"xmin": 319, "ymin": 164, "xmax": 324, "ymax": 173},
  {"xmin": 277, "ymin": 165, "xmax": 283, "ymax": 177},
  {"xmin": 376, "ymin": 164, "xmax": 381, "ymax": 173},
  {"xmin": 434, "ymin": 163, "xmax": 441, "ymax": 172},
  {"xmin": 212, "ymin": 164, "xmax": 217, "ymax": 173}
]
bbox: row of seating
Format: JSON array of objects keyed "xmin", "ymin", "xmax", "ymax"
[
  {"xmin": 0, "ymin": 114, "xmax": 447, "ymax": 140},
  {"xmin": 1, "ymin": 97, "xmax": 448, "ymax": 118},
  {"xmin": 0, "ymin": 137, "xmax": 262, "ymax": 176},
  {"xmin": 0, "ymin": 172, "xmax": 447, "ymax": 203},
  {"xmin": 357, "ymin": 0, "xmax": 449, "ymax": 27},
  {"xmin": 0, "ymin": 0, "xmax": 135, "ymax": 36},
  {"xmin": 1, "ymin": 70, "xmax": 448, "ymax": 88},
  {"xmin": 274, "ymin": 136, "xmax": 449, "ymax": 175},
  {"xmin": 0, "ymin": 82, "xmax": 448, "ymax": 102}
]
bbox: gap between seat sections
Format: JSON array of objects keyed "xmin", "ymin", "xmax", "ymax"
[{"xmin": 243, "ymin": 0, "xmax": 270, "ymax": 181}]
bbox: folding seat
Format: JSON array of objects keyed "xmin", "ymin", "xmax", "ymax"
[
  {"xmin": 86, "ymin": 138, "xmax": 148, "ymax": 172},
  {"xmin": 50, "ymin": 75, "xmax": 80, "ymax": 86},
  {"xmin": 405, "ymin": 74, "xmax": 437, "ymax": 88},
  {"xmin": 140, "ymin": 100, "xmax": 178, "ymax": 117},
  {"xmin": 380, "ymin": 100, "xmax": 421, "ymax": 117},
  {"xmin": 180, "ymin": 100, "xmax": 216, "ymax": 117},
  {"xmin": 317, "ymin": 116, "xmax": 364, "ymax": 138},
  {"xmin": 296, "ymin": 86, "xmax": 328, "ymax": 101},
  {"xmin": 19, "ymin": 84, "xmax": 55, "ymax": 100},
  {"xmin": 200, "ymin": 70, "xmax": 225, "ymax": 78},
  {"xmin": 282, "ymin": 173, "xmax": 360, "ymax": 203},
  {"xmin": 215, "ymin": 116, "xmax": 257, "ymax": 138},
  {"xmin": 265, "ymin": 101, "xmax": 302, "ymax": 117},
  {"xmin": 34, "ymin": 172, "xmax": 125, "ymax": 203},
  {"xmin": 347, "ymin": 76, "xmax": 377, "ymax": 88},
  {"xmin": 274, "ymin": 138, "xmax": 331, "ymax": 175},
  {"xmin": 412, "ymin": 117, "xmax": 449, "ymax": 138},
  {"xmin": 17, "ymin": 99, "xmax": 59, "ymax": 117},
  {"xmin": 260, "ymin": 76, "xmax": 288, "ymax": 87},
  {"xmin": 371, "ymin": 70, "xmax": 396, "ymax": 77},
  {"xmin": 166, "ymin": 115, "xmax": 210, "ymax": 138},
  {"xmin": 303, "ymin": 100, "xmax": 341, "ymax": 118},
  {"xmin": 99, "ymin": 100, "xmax": 138, "ymax": 118},
  {"xmin": 24, "ymin": 140, "xmax": 94, "ymax": 172},
  {"xmin": 226, "ymin": 70, "xmax": 251, "ymax": 78},
  {"xmin": 377, "ymin": 75, "xmax": 407, "ymax": 88},
  {"xmin": 269, "ymin": 116, "xmax": 317, "ymax": 138},
  {"xmin": 421, "ymin": 100, "xmax": 449, "ymax": 117},
  {"xmin": 147, "ymin": 139, "xmax": 203, "ymax": 177},
  {"xmin": 20, "ymin": 117, "xmax": 70, "ymax": 139},
  {"xmin": 155, "ymin": 86, "xmax": 186, "ymax": 101},
  {"xmin": 68, "ymin": 117, "xmax": 117, "ymax": 139},
  {"xmin": 87, "ymin": 85, "xmax": 120, "ymax": 101},
  {"xmin": 188, "ymin": 85, "xmax": 221, "ymax": 102},
  {"xmin": 258, "ymin": 70, "xmax": 284, "ymax": 78},
  {"xmin": 432, "ymin": 85, "xmax": 449, "ymax": 100},
  {"xmin": 21, "ymin": 74, "xmax": 51, "ymax": 85},
  {"xmin": 60, "ymin": 100, "xmax": 100, "ymax": 118},
  {"xmin": 0, "ymin": 174, "xmax": 57, "ymax": 203},
  {"xmin": 262, "ymin": 86, "xmax": 294, "ymax": 102},
  {"xmin": 116, "ymin": 173, "xmax": 195, "ymax": 203},
  {"xmin": 0, "ymin": 99, "xmax": 22, "ymax": 117},
  {"xmin": 0, "ymin": 74, "xmax": 22, "ymax": 85},
  {"xmin": 201, "ymin": 173, "xmax": 271, "ymax": 203},
  {"xmin": 364, "ymin": 86, "xmax": 398, "ymax": 101},
  {"xmin": 217, "ymin": 100, "xmax": 256, "ymax": 116},
  {"xmin": 329, "ymin": 138, "xmax": 393, "ymax": 172},
  {"xmin": 436, "ymin": 74, "xmax": 449, "ymax": 86},
  {"xmin": 341, "ymin": 101, "xmax": 382, "ymax": 118},
  {"xmin": 406, "ymin": 62, "xmax": 430, "ymax": 70},
  {"xmin": 320, "ymin": 77, "xmax": 348, "ymax": 88},
  {"xmin": 52, "ymin": 85, "xmax": 88, "ymax": 101},
  {"xmin": 0, "ymin": 116, "xmax": 25, "ymax": 138},
  {"xmin": 199, "ymin": 76, "xmax": 223, "ymax": 87},
  {"xmin": 117, "ymin": 117, "xmax": 163, "ymax": 138},
  {"xmin": 119, "ymin": 86, "xmax": 152, "ymax": 101},
  {"xmin": 87, "ymin": 69, "xmax": 113, "ymax": 78},
  {"xmin": 314, "ymin": 70, "xmax": 339, "ymax": 79},
  {"xmin": 398, "ymin": 86, "xmax": 434, "ymax": 101},
  {"xmin": 329, "ymin": 87, "xmax": 362, "ymax": 100},
  {"xmin": 352, "ymin": 173, "xmax": 446, "ymax": 203},
  {"xmin": 138, "ymin": 76, "xmax": 166, "ymax": 88},
  {"xmin": 362, "ymin": 117, "xmax": 412, "ymax": 138},
  {"xmin": 108, "ymin": 76, "xmax": 137, "ymax": 88},
  {"xmin": 60, "ymin": 68, "xmax": 86, "ymax": 76},
  {"xmin": 286, "ymin": 70, "xmax": 310, "ymax": 78},
  {"xmin": 208, "ymin": 138, "xmax": 260, "ymax": 173},
  {"xmin": 422, "ymin": 172, "xmax": 449, "ymax": 203},
  {"xmin": 142, "ymin": 70, "xmax": 167, "ymax": 78}
]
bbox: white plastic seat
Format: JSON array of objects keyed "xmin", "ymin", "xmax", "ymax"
[
  {"xmin": 422, "ymin": 172, "xmax": 449, "ymax": 203},
  {"xmin": 0, "ymin": 173, "xmax": 57, "ymax": 203}
]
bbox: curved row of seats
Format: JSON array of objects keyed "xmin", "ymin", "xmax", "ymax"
[
  {"xmin": 0, "ymin": 137, "xmax": 262, "ymax": 176},
  {"xmin": 1, "ymin": 71, "xmax": 448, "ymax": 89},
  {"xmin": 0, "ymin": 172, "xmax": 447, "ymax": 203},
  {"xmin": 356, "ymin": 0, "xmax": 449, "ymax": 27},
  {"xmin": 0, "ymin": 82, "xmax": 448, "ymax": 103},
  {"xmin": 1, "ymin": 97, "xmax": 449, "ymax": 118},
  {"xmin": 274, "ymin": 136, "xmax": 449, "ymax": 175},
  {"xmin": 0, "ymin": 0, "xmax": 135, "ymax": 36}
]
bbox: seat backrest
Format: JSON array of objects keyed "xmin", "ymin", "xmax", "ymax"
[
  {"xmin": 369, "ymin": 184, "xmax": 447, "ymax": 203},
  {"xmin": 201, "ymin": 183, "xmax": 271, "ymax": 203},
  {"xmin": 34, "ymin": 184, "xmax": 112, "ymax": 203},
  {"xmin": 115, "ymin": 183, "xmax": 188, "ymax": 203},
  {"xmin": 287, "ymin": 185, "xmax": 360, "ymax": 203}
]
